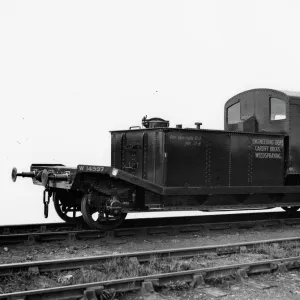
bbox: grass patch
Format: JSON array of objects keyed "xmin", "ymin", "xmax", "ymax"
[
  {"xmin": 0, "ymin": 271, "xmax": 57, "ymax": 294},
  {"xmin": 50, "ymin": 255, "xmax": 208, "ymax": 286},
  {"xmin": 0, "ymin": 272, "xmax": 32, "ymax": 293},
  {"xmin": 252, "ymin": 241, "xmax": 300, "ymax": 259}
]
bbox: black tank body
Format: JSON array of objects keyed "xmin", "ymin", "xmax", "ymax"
[{"xmin": 111, "ymin": 89, "xmax": 290, "ymax": 188}]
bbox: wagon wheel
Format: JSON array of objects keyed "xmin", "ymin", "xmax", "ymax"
[
  {"xmin": 282, "ymin": 206, "xmax": 300, "ymax": 213},
  {"xmin": 53, "ymin": 192, "xmax": 84, "ymax": 224},
  {"xmin": 81, "ymin": 194, "xmax": 127, "ymax": 230}
]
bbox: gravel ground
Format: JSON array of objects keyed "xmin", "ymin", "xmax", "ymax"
[{"xmin": 124, "ymin": 272, "xmax": 300, "ymax": 300}]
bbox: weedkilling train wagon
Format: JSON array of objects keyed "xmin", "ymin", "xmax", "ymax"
[{"xmin": 11, "ymin": 88, "xmax": 300, "ymax": 230}]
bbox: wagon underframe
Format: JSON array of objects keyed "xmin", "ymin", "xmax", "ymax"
[{"xmin": 12, "ymin": 164, "xmax": 300, "ymax": 228}]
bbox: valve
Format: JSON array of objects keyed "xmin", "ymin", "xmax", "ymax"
[{"xmin": 11, "ymin": 167, "xmax": 36, "ymax": 182}]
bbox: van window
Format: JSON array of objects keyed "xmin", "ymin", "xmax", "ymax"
[
  {"xmin": 270, "ymin": 98, "xmax": 286, "ymax": 120},
  {"xmin": 227, "ymin": 102, "xmax": 241, "ymax": 124}
]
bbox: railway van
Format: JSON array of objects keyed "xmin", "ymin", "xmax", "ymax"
[{"xmin": 11, "ymin": 89, "xmax": 300, "ymax": 230}]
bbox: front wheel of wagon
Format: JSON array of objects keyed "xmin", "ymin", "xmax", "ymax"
[
  {"xmin": 53, "ymin": 191, "xmax": 84, "ymax": 224},
  {"xmin": 81, "ymin": 194, "xmax": 127, "ymax": 230}
]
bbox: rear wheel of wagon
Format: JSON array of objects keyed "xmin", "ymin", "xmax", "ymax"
[
  {"xmin": 81, "ymin": 194, "xmax": 127, "ymax": 230},
  {"xmin": 282, "ymin": 206, "xmax": 300, "ymax": 213},
  {"xmin": 53, "ymin": 191, "xmax": 84, "ymax": 224}
]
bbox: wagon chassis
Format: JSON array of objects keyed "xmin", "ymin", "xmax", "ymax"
[{"xmin": 11, "ymin": 163, "xmax": 300, "ymax": 230}]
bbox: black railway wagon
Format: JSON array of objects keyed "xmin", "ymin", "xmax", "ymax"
[{"xmin": 11, "ymin": 88, "xmax": 300, "ymax": 230}]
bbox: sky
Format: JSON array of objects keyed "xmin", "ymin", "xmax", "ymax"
[{"xmin": 0, "ymin": 0, "xmax": 299, "ymax": 225}]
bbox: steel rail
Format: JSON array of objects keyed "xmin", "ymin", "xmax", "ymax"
[
  {"xmin": 0, "ymin": 216, "xmax": 195, "ymax": 234},
  {"xmin": 0, "ymin": 216, "xmax": 190, "ymax": 234},
  {"xmin": 1, "ymin": 213, "xmax": 300, "ymax": 246},
  {"xmin": 0, "ymin": 222, "xmax": 84, "ymax": 235},
  {"xmin": 1, "ymin": 255, "xmax": 300, "ymax": 299},
  {"xmin": 1, "ymin": 211, "xmax": 295, "ymax": 235},
  {"xmin": 0, "ymin": 235, "xmax": 300, "ymax": 276}
]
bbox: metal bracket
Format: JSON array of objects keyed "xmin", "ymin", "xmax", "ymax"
[
  {"xmin": 123, "ymin": 162, "xmax": 139, "ymax": 170},
  {"xmin": 83, "ymin": 285, "xmax": 104, "ymax": 300},
  {"xmin": 43, "ymin": 188, "xmax": 51, "ymax": 218}
]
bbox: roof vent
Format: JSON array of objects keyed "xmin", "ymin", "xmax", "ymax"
[{"xmin": 195, "ymin": 122, "xmax": 202, "ymax": 130}]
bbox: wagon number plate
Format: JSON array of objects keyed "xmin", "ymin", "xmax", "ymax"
[{"xmin": 78, "ymin": 165, "xmax": 105, "ymax": 172}]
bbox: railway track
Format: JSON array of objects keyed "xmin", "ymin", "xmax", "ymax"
[
  {"xmin": 1, "ymin": 241, "xmax": 300, "ymax": 299},
  {"xmin": 1, "ymin": 211, "xmax": 294, "ymax": 235},
  {"xmin": 0, "ymin": 236, "xmax": 300, "ymax": 276},
  {"xmin": 1, "ymin": 211, "xmax": 300, "ymax": 245}
]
